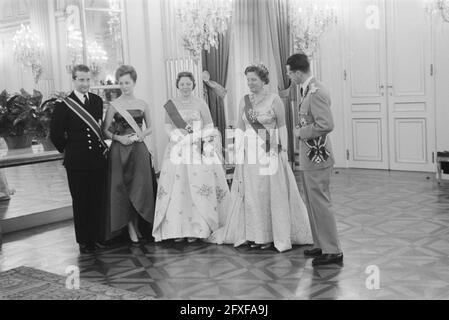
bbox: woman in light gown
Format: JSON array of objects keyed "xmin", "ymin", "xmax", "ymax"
[
  {"xmin": 152, "ymin": 72, "xmax": 231, "ymax": 243},
  {"xmin": 207, "ymin": 64, "xmax": 313, "ymax": 252},
  {"xmin": 103, "ymin": 65, "xmax": 157, "ymax": 244}
]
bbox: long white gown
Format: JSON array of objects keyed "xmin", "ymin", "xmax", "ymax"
[
  {"xmin": 152, "ymin": 102, "xmax": 231, "ymax": 242},
  {"xmin": 207, "ymin": 93, "xmax": 313, "ymax": 252}
]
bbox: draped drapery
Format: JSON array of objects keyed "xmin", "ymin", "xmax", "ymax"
[
  {"xmin": 227, "ymin": 0, "xmax": 280, "ymax": 124},
  {"xmin": 267, "ymin": 0, "xmax": 295, "ymax": 162},
  {"xmin": 202, "ymin": 29, "xmax": 231, "ymax": 147},
  {"xmin": 226, "ymin": 0, "xmax": 296, "ymax": 162}
]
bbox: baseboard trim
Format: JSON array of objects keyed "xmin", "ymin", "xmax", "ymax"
[{"xmin": 1, "ymin": 206, "xmax": 73, "ymax": 234}]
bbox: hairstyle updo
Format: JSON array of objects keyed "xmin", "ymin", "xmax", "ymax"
[
  {"xmin": 176, "ymin": 71, "xmax": 196, "ymax": 90},
  {"xmin": 115, "ymin": 65, "xmax": 137, "ymax": 82},
  {"xmin": 244, "ymin": 63, "xmax": 270, "ymax": 84}
]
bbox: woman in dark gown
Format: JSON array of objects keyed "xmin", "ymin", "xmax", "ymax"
[{"xmin": 103, "ymin": 65, "xmax": 157, "ymax": 243}]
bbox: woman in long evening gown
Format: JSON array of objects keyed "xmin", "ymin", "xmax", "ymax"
[
  {"xmin": 103, "ymin": 65, "xmax": 157, "ymax": 243},
  {"xmin": 207, "ymin": 64, "xmax": 312, "ymax": 252},
  {"xmin": 152, "ymin": 72, "xmax": 231, "ymax": 243}
]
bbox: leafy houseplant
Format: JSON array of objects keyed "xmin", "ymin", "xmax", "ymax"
[
  {"xmin": 36, "ymin": 91, "xmax": 68, "ymax": 151},
  {"xmin": 0, "ymin": 89, "xmax": 42, "ymax": 150}
]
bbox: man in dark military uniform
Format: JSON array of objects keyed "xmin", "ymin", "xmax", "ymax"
[{"xmin": 50, "ymin": 64, "xmax": 108, "ymax": 254}]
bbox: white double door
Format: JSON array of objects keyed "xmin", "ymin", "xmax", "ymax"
[{"xmin": 343, "ymin": 0, "xmax": 435, "ymax": 171}]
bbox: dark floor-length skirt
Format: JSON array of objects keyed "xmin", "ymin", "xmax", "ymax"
[{"xmin": 106, "ymin": 140, "xmax": 157, "ymax": 240}]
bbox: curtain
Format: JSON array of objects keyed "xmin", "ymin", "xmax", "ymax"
[
  {"xmin": 201, "ymin": 29, "xmax": 231, "ymax": 147},
  {"xmin": 267, "ymin": 0, "xmax": 295, "ymax": 162},
  {"xmin": 227, "ymin": 0, "xmax": 280, "ymax": 124}
]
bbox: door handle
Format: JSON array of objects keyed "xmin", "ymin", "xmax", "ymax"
[
  {"xmin": 379, "ymin": 85, "xmax": 384, "ymax": 96},
  {"xmin": 387, "ymin": 85, "xmax": 393, "ymax": 96}
]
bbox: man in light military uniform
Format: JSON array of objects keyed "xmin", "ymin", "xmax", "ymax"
[
  {"xmin": 50, "ymin": 65, "xmax": 108, "ymax": 254},
  {"xmin": 286, "ymin": 53, "xmax": 343, "ymax": 266}
]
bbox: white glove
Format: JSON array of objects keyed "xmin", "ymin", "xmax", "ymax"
[{"xmin": 169, "ymin": 129, "xmax": 184, "ymax": 143}]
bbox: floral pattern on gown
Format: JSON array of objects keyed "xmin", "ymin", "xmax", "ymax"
[
  {"xmin": 152, "ymin": 109, "xmax": 231, "ymax": 241},
  {"xmin": 207, "ymin": 94, "xmax": 313, "ymax": 252}
]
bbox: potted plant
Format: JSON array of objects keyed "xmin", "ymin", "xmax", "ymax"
[
  {"xmin": 35, "ymin": 91, "xmax": 68, "ymax": 151},
  {"xmin": 0, "ymin": 89, "xmax": 42, "ymax": 150}
]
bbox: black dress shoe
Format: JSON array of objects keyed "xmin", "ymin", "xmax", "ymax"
[
  {"xmin": 260, "ymin": 243, "xmax": 273, "ymax": 250},
  {"xmin": 312, "ymin": 253, "xmax": 343, "ymax": 266},
  {"xmin": 94, "ymin": 242, "xmax": 109, "ymax": 249},
  {"xmin": 79, "ymin": 244, "xmax": 95, "ymax": 254},
  {"xmin": 304, "ymin": 248, "xmax": 322, "ymax": 257},
  {"xmin": 129, "ymin": 239, "xmax": 141, "ymax": 246}
]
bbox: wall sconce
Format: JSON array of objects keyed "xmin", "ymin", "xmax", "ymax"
[{"xmin": 288, "ymin": 0, "xmax": 338, "ymax": 59}]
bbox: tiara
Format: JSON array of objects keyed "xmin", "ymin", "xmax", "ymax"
[{"xmin": 248, "ymin": 62, "xmax": 269, "ymax": 74}]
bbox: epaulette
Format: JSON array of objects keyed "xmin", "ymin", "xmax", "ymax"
[{"xmin": 310, "ymin": 83, "xmax": 319, "ymax": 94}]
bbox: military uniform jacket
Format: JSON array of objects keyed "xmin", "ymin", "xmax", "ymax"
[
  {"xmin": 50, "ymin": 91, "xmax": 107, "ymax": 171},
  {"xmin": 297, "ymin": 78, "xmax": 335, "ymax": 171}
]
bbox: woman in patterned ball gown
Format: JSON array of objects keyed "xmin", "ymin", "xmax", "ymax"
[
  {"xmin": 207, "ymin": 64, "xmax": 312, "ymax": 252},
  {"xmin": 103, "ymin": 65, "xmax": 157, "ymax": 244},
  {"xmin": 152, "ymin": 72, "xmax": 231, "ymax": 243}
]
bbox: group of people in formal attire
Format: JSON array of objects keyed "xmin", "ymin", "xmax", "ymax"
[{"xmin": 50, "ymin": 53, "xmax": 343, "ymax": 266}]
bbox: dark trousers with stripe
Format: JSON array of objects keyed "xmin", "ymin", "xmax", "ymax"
[{"xmin": 66, "ymin": 169, "xmax": 107, "ymax": 245}]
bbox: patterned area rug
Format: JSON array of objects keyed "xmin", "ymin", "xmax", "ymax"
[{"xmin": 0, "ymin": 266, "xmax": 153, "ymax": 300}]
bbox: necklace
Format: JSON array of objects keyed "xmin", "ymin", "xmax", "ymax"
[
  {"xmin": 179, "ymin": 95, "xmax": 193, "ymax": 105},
  {"xmin": 249, "ymin": 92, "xmax": 267, "ymax": 109},
  {"xmin": 248, "ymin": 93, "xmax": 267, "ymax": 123}
]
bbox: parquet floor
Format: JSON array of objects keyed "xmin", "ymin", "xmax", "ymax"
[{"xmin": 1, "ymin": 168, "xmax": 449, "ymax": 299}]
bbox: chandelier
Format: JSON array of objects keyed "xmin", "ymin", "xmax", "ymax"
[
  {"xmin": 12, "ymin": 24, "xmax": 44, "ymax": 83},
  {"xmin": 67, "ymin": 25, "xmax": 84, "ymax": 67},
  {"xmin": 425, "ymin": 0, "xmax": 449, "ymax": 22},
  {"xmin": 176, "ymin": 0, "xmax": 233, "ymax": 60},
  {"xmin": 108, "ymin": 0, "xmax": 121, "ymax": 45},
  {"xmin": 87, "ymin": 41, "xmax": 108, "ymax": 78},
  {"xmin": 66, "ymin": 5, "xmax": 84, "ymax": 73},
  {"xmin": 288, "ymin": 0, "xmax": 337, "ymax": 58}
]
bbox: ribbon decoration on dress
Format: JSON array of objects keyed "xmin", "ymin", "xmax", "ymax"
[
  {"xmin": 164, "ymin": 99, "xmax": 208, "ymax": 153},
  {"xmin": 62, "ymin": 97, "xmax": 108, "ymax": 155},
  {"xmin": 163, "ymin": 100, "xmax": 193, "ymax": 133},
  {"xmin": 164, "ymin": 99, "xmax": 212, "ymax": 155},
  {"xmin": 110, "ymin": 100, "xmax": 155, "ymax": 160},
  {"xmin": 243, "ymin": 95, "xmax": 282, "ymax": 154}
]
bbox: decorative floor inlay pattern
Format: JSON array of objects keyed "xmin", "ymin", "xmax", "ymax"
[{"xmin": 1, "ymin": 169, "xmax": 449, "ymax": 299}]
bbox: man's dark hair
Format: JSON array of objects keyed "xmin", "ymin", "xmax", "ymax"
[
  {"xmin": 72, "ymin": 64, "xmax": 90, "ymax": 80},
  {"xmin": 286, "ymin": 53, "xmax": 310, "ymax": 73}
]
